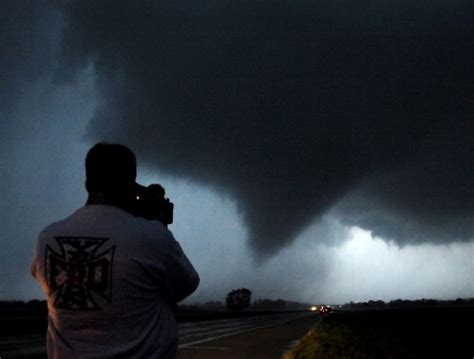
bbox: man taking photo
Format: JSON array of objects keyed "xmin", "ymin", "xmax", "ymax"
[{"xmin": 31, "ymin": 142, "xmax": 200, "ymax": 358}]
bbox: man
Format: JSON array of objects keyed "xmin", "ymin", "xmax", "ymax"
[{"xmin": 31, "ymin": 142, "xmax": 199, "ymax": 358}]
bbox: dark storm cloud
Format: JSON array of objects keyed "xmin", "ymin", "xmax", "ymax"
[
  {"xmin": 333, "ymin": 119, "xmax": 474, "ymax": 245},
  {"xmin": 56, "ymin": 0, "xmax": 474, "ymax": 254},
  {"xmin": 0, "ymin": 0, "xmax": 60, "ymax": 113}
]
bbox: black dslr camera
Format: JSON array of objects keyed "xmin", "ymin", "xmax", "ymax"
[{"xmin": 131, "ymin": 183, "xmax": 174, "ymax": 227}]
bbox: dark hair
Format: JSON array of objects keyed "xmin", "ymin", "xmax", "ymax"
[{"xmin": 85, "ymin": 142, "xmax": 137, "ymax": 193}]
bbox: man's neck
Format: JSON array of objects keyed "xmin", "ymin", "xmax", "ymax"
[{"xmin": 86, "ymin": 192, "xmax": 126, "ymax": 209}]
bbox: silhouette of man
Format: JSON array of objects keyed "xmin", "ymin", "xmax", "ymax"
[{"xmin": 31, "ymin": 142, "xmax": 199, "ymax": 358}]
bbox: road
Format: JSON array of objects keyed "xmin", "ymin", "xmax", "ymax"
[
  {"xmin": 178, "ymin": 312, "xmax": 319, "ymax": 358},
  {"xmin": 0, "ymin": 312, "xmax": 318, "ymax": 358}
]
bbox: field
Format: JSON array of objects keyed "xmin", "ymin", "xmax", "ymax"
[{"xmin": 285, "ymin": 306, "xmax": 474, "ymax": 358}]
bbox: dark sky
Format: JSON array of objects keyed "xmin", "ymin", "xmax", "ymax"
[
  {"xmin": 1, "ymin": 0, "xmax": 473, "ymax": 302},
  {"xmin": 55, "ymin": 0, "xmax": 474, "ymax": 254}
]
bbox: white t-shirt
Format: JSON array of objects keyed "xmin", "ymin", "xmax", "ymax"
[{"xmin": 31, "ymin": 205, "xmax": 200, "ymax": 358}]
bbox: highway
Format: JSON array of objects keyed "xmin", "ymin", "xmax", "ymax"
[
  {"xmin": 179, "ymin": 311, "xmax": 311, "ymax": 347},
  {"xmin": 178, "ymin": 312, "xmax": 318, "ymax": 358}
]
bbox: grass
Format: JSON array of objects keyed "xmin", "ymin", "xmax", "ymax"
[
  {"xmin": 283, "ymin": 313, "xmax": 403, "ymax": 359},
  {"xmin": 283, "ymin": 307, "xmax": 474, "ymax": 359}
]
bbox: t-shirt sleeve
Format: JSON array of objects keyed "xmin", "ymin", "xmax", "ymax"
[{"xmin": 136, "ymin": 221, "xmax": 200, "ymax": 304}]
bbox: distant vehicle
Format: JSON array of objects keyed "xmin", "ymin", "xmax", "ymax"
[{"xmin": 319, "ymin": 305, "xmax": 332, "ymax": 315}]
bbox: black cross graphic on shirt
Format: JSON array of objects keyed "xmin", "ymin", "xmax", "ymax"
[{"xmin": 45, "ymin": 237, "xmax": 115, "ymax": 310}]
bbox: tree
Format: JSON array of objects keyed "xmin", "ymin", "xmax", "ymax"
[{"xmin": 225, "ymin": 288, "xmax": 252, "ymax": 312}]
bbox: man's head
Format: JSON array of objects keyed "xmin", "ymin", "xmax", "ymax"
[{"xmin": 85, "ymin": 142, "xmax": 137, "ymax": 197}]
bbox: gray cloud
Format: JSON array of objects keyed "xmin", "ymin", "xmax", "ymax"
[
  {"xmin": 0, "ymin": 0, "xmax": 61, "ymax": 113},
  {"xmin": 51, "ymin": 0, "xmax": 474, "ymax": 254},
  {"xmin": 2, "ymin": 0, "xmax": 472, "ymax": 305},
  {"xmin": 333, "ymin": 119, "xmax": 474, "ymax": 245}
]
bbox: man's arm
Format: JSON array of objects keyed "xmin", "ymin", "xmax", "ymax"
[
  {"xmin": 31, "ymin": 262, "xmax": 37, "ymax": 278},
  {"xmin": 31, "ymin": 237, "xmax": 40, "ymax": 279},
  {"xmin": 162, "ymin": 236, "xmax": 200, "ymax": 303}
]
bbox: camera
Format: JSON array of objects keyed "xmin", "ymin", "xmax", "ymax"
[{"xmin": 131, "ymin": 183, "xmax": 174, "ymax": 226}]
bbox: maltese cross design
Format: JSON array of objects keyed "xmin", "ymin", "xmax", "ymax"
[{"xmin": 45, "ymin": 237, "xmax": 115, "ymax": 310}]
